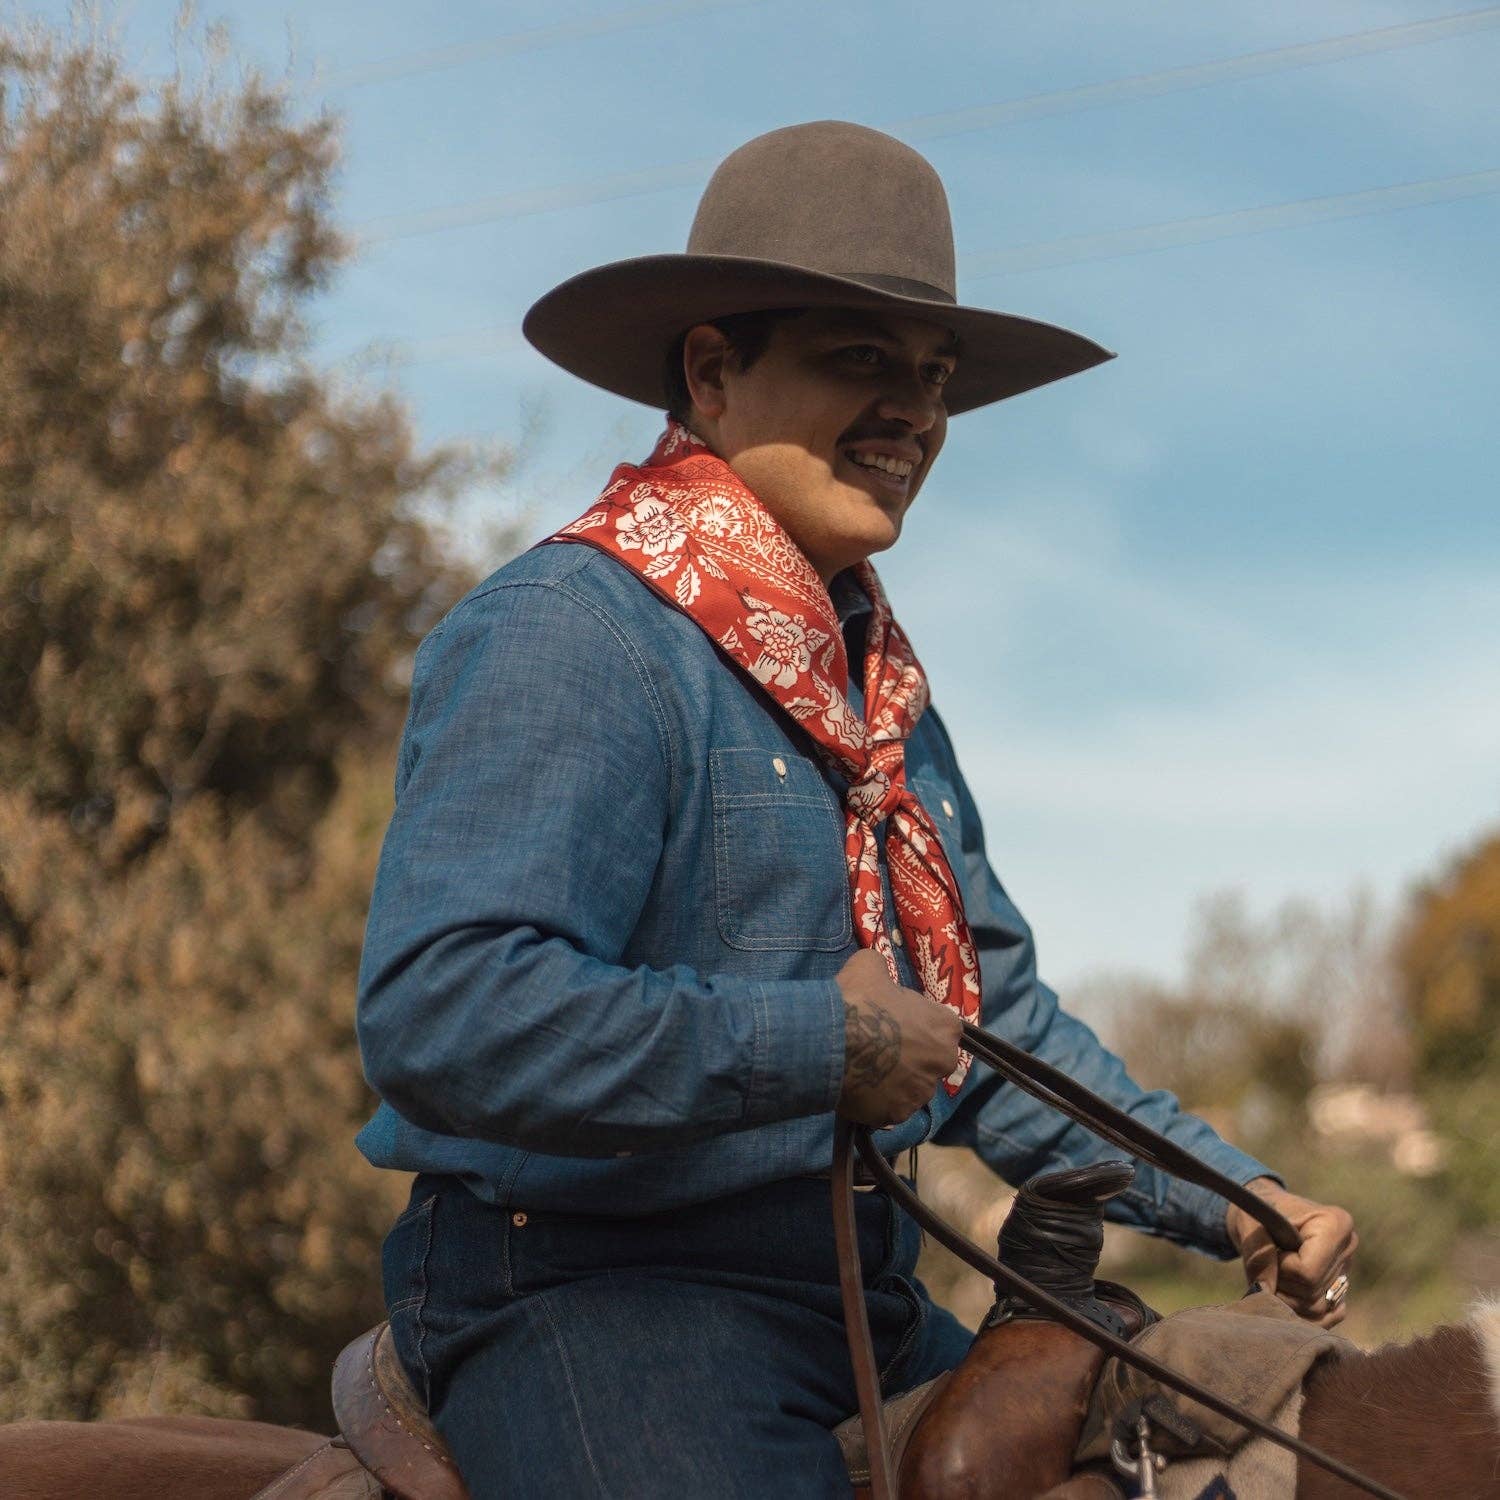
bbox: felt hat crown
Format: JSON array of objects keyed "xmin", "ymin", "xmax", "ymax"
[{"xmin": 522, "ymin": 120, "xmax": 1113, "ymax": 416}]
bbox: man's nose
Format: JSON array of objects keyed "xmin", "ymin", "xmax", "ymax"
[{"xmin": 874, "ymin": 371, "xmax": 942, "ymax": 433}]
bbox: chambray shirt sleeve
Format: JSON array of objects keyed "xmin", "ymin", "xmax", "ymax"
[
  {"xmin": 924, "ymin": 712, "xmax": 1279, "ymax": 1259},
  {"xmin": 356, "ymin": 575, "xmax": 845, "ymax": 1158}
]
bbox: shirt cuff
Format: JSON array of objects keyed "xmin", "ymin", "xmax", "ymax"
[
  {"xmin": 744, "ymin": 976, "xmax": 846, "ymax": 1125},
  {"xmin": 1162, "ymin": 1146, "xmax": 1284, "ymax": 1260}
]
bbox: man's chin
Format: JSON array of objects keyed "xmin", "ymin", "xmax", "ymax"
[
  {"xmin": 816, "ymin": 509, "xmax": 903, "ymax": 574},
  {"xmin": 846, "ymin": 491, "xmax": 906, "ymax": 547}
]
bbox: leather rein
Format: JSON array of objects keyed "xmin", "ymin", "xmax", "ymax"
[{"xmin": 832, "ymin": 1018, "xmax": 1408, "ymax": 1500}]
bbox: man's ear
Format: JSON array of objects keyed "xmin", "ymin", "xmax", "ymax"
[{"xmin": 682, "ymin": 324, "xmax": 732, "ymax": 421}]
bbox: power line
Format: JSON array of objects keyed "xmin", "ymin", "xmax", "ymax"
[
  {"xmin": 965, "ymin": 166, "xmax": 1500, "ymax": 277},
  {"xmin": 304, "ymin": 0, "xmax": 776, "ymax": 92},
  {"xmin": 898, "ymin": 6, "xmax": 1500, "ymax": 142},
  {"xmin": 359, "ymin": 159, "xmax": 717, "ymax": 244},
  {"xmin": 367, "ymin": 165, "xmax": 1500, "ymax": 368},
  {"xmin": 355, "ymin": 6, "xmax": 1500, "ymax": 243}
]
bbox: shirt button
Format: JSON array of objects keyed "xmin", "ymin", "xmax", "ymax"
[
  {"xmin": 941, "ymin": 799, "xmax": 955, "ymax": 819},
  {"xmin": 772, "ymin": 757, "xmax": 787, "ymax": 778},
  {"xmin": 891, "ymin": 929, "xmax": 905, "ymax": 948},
  {"xmin": 511, "ymin": 1212, "xmax": 528, "ymax": 1227}
]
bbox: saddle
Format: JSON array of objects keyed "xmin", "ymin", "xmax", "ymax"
[
  {"xmin": 248, "ymin": 1322, "xmax": 461, "ymax": 1500},
  {"xmin": 839, "ymin": 1162, "xmax": 1150, "ymax": 1500},
  {"xmin": 254, "ymin": 1163, "xmax": 1141, "ymax": 1500},
  {"xmin": 256, "ymin": 1323, "xmax": 945, "ymax": 1499}
]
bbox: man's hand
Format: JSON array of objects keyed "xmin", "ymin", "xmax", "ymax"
[
  {"xmin": 1225, "ymin": 1177, "xmax": 1358, "ymax": 1328},
  {"xmin": 835, "ymin": 948, "xmax": 962, "ymax": 1127}
]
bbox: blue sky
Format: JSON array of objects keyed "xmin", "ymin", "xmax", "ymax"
[{"xmin": 49, "ymin": 0, "xmax": 1500, "ymax": 989}]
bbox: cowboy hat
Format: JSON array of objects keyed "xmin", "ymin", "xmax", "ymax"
[{"xmin": 522, "ymin": 120, "xmax": 1113, "ymax": 417}]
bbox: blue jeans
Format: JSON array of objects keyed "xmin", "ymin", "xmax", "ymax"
[{"xmin": 382, "ymin": 1172, "xmax": 975, "ymax": 1498}]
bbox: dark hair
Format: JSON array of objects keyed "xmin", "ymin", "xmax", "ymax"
[{"xmin": 662, "ymin": 308, "xmax": 808, "ymax": 424}]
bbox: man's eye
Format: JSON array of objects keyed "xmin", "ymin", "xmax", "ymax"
[
  {"xmin": 844, "ymin": 345, "xmax": 883, "ymax": 365},
  {"xmin": 926, "ymin": 365, "xmax": 954, "ymax": 386}
]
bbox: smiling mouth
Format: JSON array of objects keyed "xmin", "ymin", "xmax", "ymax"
[{"xmin": 841, "ymin": 450, "xmax": 915, "ymax": 494}]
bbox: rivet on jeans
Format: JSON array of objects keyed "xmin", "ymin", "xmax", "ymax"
[{"xmin": 512, "ymin": 1212, "xmax": 528, "ymax": 1227}]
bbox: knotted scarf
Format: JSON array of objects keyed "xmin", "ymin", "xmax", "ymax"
[{"xmin": 546, "ymin": 419, "xmax": 980, "ymax": 1090}]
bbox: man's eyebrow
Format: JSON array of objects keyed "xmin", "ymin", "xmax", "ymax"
[{"xmin": 821, "ymin": 315, "xmax": 961, "ymax": 360}]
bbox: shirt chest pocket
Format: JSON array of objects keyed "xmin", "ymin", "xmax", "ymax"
[
  {"xmin": 709, "ymin": 748, "xmax": 853, "ymax": 952},
  {"xmin": 908, "ymin": 772, "xmax": 962, "ymax": 870}
]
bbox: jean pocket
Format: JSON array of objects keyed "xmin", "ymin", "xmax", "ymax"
[
  {"xmin": 382, "ymin": 1191, "xmax": 437, "ymax": 1407},
  {"xmin": 710, "ymin": 747, "xmax": 852, "ymax": 951},
  {"xmin": 874, "ymin": 1273, "xmax": 928, "ymax": 1392}
]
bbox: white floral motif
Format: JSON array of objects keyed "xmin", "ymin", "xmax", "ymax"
[
  {"xmin": 944, "ymin": 920, "xmax": 981, "ymax": 998},
  {"xmin": 745, "ymin": 607, "xmax": 812, "ymax": 689},
  {"xmin": 559, "ymin": 509, "xmax": 609, "ymax": 534},
  {"xmin": 674, "ymin": 564, "xmax": 701, "ymax": 606},
  {"xmin": 912, "ymin": 932, "xmax": 951, "ymax": 1005},
  {"xmin": 820, "ymin": 691, "xmax": 864, "ymax": 749},
  {"xmin": 848, "ymin": 770, "xmax": 891, "ymax": 821},
  {"xmin": 858, "ymin": 889, "xmax": 884, "ymax": 935},
  {"xmin": 685, "ymin": 492, "xmax": 745, "ymax": 540},
  {"xmin": 892, "ymin": 812, "xmax": 929, "ymax": 857},
  {"xmin": 616, "ymin": 494, "xmax": 688, "ymax": 557}
]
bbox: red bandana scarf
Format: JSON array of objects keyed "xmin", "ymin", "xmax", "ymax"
[{"xmin": 546, "ymin": 419, "xmax": 979, "ymax": 1090}]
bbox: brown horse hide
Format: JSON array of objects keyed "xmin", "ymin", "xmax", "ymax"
[
  {"xmin": 1297, "ymin": 1311, "xmax": 1500, "ymax": 1499},
  {"xmin": 4, "ymin": 1301, "xmax": 1498, "ymax": 1498},
  {"xmin": 0, "ymin": 1415, "xmax": 326, "ymax": 1500}
]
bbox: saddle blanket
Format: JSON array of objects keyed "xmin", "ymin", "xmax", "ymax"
[{"xmin": 1075, "ymin": 1289, "xmax": 1352, "ymax": 1499}]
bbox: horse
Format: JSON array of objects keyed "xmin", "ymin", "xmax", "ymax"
[
  {"xmin": 3, "ymin": 1177, "xmax": 1498, "ymax": 1499},
  {"xmin": 6, "ymin": 1023, "xmax": 1497, "ymax": 1498}
]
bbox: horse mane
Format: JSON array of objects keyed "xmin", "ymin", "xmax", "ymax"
[
  {"xmin": 1477, "ymin": 1298, "xmax": 1500, "ymax": 1430},
  {"xmin": 1297, "ymin": 1303, "xmax": 1500, "ymax": 1498}
]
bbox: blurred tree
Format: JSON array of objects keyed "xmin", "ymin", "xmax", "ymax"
[
  {"xmin": 1099, "ymin": 892, "xmax": 1361, "ymax": 1136},
  {"xmin": 1395, "ymin": 831, "xmax": 1500, "ymax": 1227},
  {"xmin": 1060, "ymin": 890, "xmax": 1465, "ymax": 1340},
  {"xmin": 1397, "ymin": 832, "xmax": 1500, "ymax": 1079},
  {"xmin": 0, "ymin": 23, "xmax": 503, "ymax": 1424}
]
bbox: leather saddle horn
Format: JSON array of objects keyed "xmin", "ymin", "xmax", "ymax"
[{"xmin": 897, "ymin": 1160, "xmax": 1150, "ymax": 1500}]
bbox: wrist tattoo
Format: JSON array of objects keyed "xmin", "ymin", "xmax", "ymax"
[{"xmin": 845, "ymin": 1001, "xmax": 901, "ymax": 1089}]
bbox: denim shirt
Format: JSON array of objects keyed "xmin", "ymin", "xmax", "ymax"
[{"xmin": 355, "ymin": 542, "xmax": 1273, "ymax": 1258}]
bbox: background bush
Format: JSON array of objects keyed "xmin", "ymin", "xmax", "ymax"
[{"xmin": 0, "ymin": 22, "xmax": 500, "ymax": 1426}]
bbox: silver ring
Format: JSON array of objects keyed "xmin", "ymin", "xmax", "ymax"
[{"xmin": 1323, "ymin": 1273, "xmax": 1350, "ymax": 1306}]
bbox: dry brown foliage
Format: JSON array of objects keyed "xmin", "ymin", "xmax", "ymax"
[
  {"xmin": 1394, "ymin": 831, "xmax": 1500, "ymax": 1232},
  {"xmin": 0, "ymin": 23, "xmax": 499, "ymax": 1425},
  {"xmin": 1397, "ymin": 832, "xmax": 1500, "ymax": 1078}
]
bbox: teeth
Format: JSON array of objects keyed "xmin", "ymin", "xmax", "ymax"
[{"xmin": 848, "ymin": 450, "xmax": 914, "ymax": 478}]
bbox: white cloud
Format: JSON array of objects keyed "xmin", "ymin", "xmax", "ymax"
[{"xmin": 893, "ymin": 507, "xmax": 1500, "ymax": 985}]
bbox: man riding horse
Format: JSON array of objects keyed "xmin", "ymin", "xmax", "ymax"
[{"xmin": 353, "ymin": 120, "xmax": 1357, "ymax": 1498}]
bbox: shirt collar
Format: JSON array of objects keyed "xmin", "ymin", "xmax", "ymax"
[{"xmin": 830, "ymin": 568, "xmax": 873, "ymax": 628}]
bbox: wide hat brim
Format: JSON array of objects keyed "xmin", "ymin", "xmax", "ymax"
[{"xmin": 523, "ymin": 253, "xmax": 1114, "ymax": 419}]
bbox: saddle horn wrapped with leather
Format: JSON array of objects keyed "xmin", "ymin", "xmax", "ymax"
[{"xmin": 894, "ymin": 1160, "xmax": 1150, "ymax": 1499}]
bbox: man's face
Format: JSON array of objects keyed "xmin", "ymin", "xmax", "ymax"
[{"xmin": 685, "ymin": 308, "xmax": 958, "ymax": 582}]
